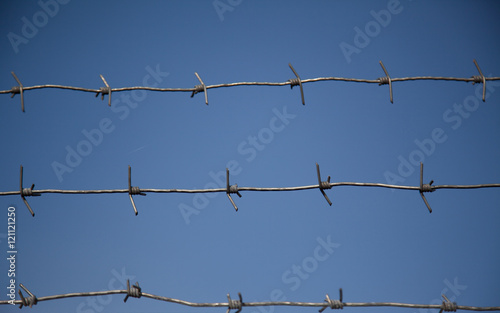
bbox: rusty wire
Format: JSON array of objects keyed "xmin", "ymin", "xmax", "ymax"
[
  {"xmin": 2, "ymin": 60, "xmax": 498, "ymax": 111},
  {"xmin": 2, "ymin": 163, "xmax": 499, "ymax": 216},
  {"xmin": 1, "ymin": 283, "xmax": 499, "ymax": 312}
]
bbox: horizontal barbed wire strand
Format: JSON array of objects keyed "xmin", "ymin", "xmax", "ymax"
[
  {"xmin": 3, "ymin": 60, "xmax": 495, "ymax": 108},
  {"xmin": 3, "ymin": 163, "xmax": 500, "ymax": 216},
  {"xmin": 1, "ymin": 288, "xmax": 499, "ymax": 311},
  {"xmin": 2, "ymin": 76, "xmax": 500, "ymax": 95},
  {"xmin": 2, "ymin": 182, "xmax": 500, "ymax": 196}
]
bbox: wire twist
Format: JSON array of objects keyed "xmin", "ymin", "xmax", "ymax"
[
  {"xmin": 471, "ymin": 76, "xmax": 483, "ymax": 84},
  {"xmin": 123, "ymin": 280, "xmax": 142, "ymax": 303},
  {"xmin": 319, "ymin": 181, "xmax": 332, "ymax": 190},
  {"xmin": 96, "ymin": 86, "xmax": 110, "ymax": 97},
  {"xmin": 227, "ymin": 293, "xmax": 243, "ymax": 313},
  {"xmin": 420, "ymin": 183, "xmax": 435, "ymax": 192},
  {"xmin": 319, "ymin": 290, "xmax": 344, "ymax": 312},
  {"xmin": 10, "ymin": 85, "xmax": 21, "ymax": 96},
  {"xmin": 229, "ymin": 184, "xmax": 240, "ymax": 194},
  {"xmin": 21, "ymin": 187, "xmax": 34, "ymax": 197},
  {"xmin": 378, "ymin": 76, "xmax": 390, "ymax": 85},
  {"xmin": 129, "ymin": 186, "xmax": 142, "ymax": 195},
  {"xmin": 18, "ymin": 284, "xmax": 37, "ymax": 309},
  {"xmin": 288, "ymin": 78, "xmax": 301, "ymax": 87},
  {"xmin": 440, "ymin": 295, "xmax": 458, "ymax": 313},
  {"xmin": 192, "ymin": 84, "xmax": 204, "ymax": 95}
]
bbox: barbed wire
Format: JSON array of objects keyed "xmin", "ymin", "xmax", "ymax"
[
  {"xmin": 1, "ymin": 283, "xmax": 498, "ymax": 312},
  {"xmin": 2, "ymin": 63, "xmax": 499, "ymax": 313},
  {"xmin": 2, "ymin": 60, "xmax": 498, "ymax": 111},
  {"xmin": 2, "ymin": 163, "xmax": 499, "ymax": 216}
]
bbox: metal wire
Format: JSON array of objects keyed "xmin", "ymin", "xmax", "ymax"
[
  {"xmin": 4, "ymin": 182, "xmax": 500, "ymax": 195},
  {"xmin": 2, "ymin": 75, "xmax": 497, "ymax": 92},
  {"xmin": 2, "ymin": 60, "xmax": 498, "ymax": 110},
  {"xmin": 3, "ymin": 164, "xmax": 499, "ymax": 216},
  {"xmin": 4, "ymin": 63, "xmax": 498, "ymax": 312},
  {"xmin": 1, "ymin": 283, "xmax": 499, "ymax": 311},
  {"xmin": 2, "ymin": 63, "xmax": 499, "ymax": 311}
]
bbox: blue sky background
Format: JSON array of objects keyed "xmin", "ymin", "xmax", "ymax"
[{"xmin": 0, "ymin": 1, "xmax": 499, "ymax": 312}]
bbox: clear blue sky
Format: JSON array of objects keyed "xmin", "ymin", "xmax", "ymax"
[{"xmin": 1, "ymin": 1, "xmax": 499, "ymax": 312}]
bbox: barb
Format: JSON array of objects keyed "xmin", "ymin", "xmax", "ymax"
[
  {"xmin": 96, "ymin": 74, "xmax": 111, "ymax": 106},
  {"xmin": 1, "ymin": 164, "xmax": 499, "ymax": 216},
  {"xmin": 18, "ymin": 284, "xmax": 37, "ymax": 309},
  {"xmin": 316, "ymin": 163, "xmax": 332, "ymax": 206},
  {"xmin": 227, "ymin": 293, "xmax": 243, "ymax": 313},
  {"xmin": 10, "ymin": 72, "xmax": 24, "ymax": 112},
  {"xmin": 128, "ymin": 165, "xmax": 146, "ymax": 215},
  {"xmin": 419, "ymin": 162, "xmax": 435, "ymax": 213},
  {"xmin": 123, "ymin": 279, "xmax": 142, "ymax": 303},
  {"xmin": 1, "ymin": 285, "xmax": 499, "ymax": 312},
  {"xmin": 2, "ymin": 61, "xmax": 499, "ymax": 110},
  {"xmin": 226, "ymin": 168, "xmax": 242, "ymax": 211},
  {"xmin": 319, "ymin": 289, "xmax": 343, "ymax": 312},
  {"xmin": 19, "ymin": 165, "xmax": 40, "ymax": 217},
  {"xmin": 288, "ymin": 63, "xmax": 305, "ymax": 105},
  {"xmin": 472, "ymin": 59, "xmax": 486, "ymax": 102},
  {"xmin": 441, "ymin": 294, "xmax": 458, "ymax": 313},
  {"xmin": 191, "ymin": 72, "xmax": 208, "ymax": 105},
  {"xmin": 378, "ymin": 61, "xmax": 393, "ymax": 103}
]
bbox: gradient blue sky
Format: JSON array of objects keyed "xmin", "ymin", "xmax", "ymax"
[{"xmin": 0, "ymin": 1, "xmax": 499, "ymax": 313}]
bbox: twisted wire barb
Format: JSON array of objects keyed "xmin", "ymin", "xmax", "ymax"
[
  {"xmin": 2, "ymin": 164, "xmax": 500, "ymax": 216},
  {"xmin": 0, "ymin": 284, "xmax": 499, "ymax": 311},
  {"xmin": 2, "ymin": 60, "xmax": 499, "ymax": 110}
]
